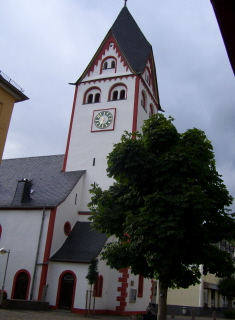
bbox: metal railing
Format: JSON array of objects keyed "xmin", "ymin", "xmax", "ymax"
[{"xmin": 0, "ymin": 70, "xmax": 25, "ymax": 92}]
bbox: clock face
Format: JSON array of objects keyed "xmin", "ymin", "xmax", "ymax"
[{"xmin": 94, "ymin": 110, "xmax": 113, "ymax": 129}]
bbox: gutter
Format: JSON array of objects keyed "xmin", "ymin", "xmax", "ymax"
[{"xmin": 30, "ymin": 207, "xmax": 46, "ymax": 300}]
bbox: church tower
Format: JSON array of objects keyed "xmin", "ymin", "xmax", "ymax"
[{"xmin": 63, "ymin": 5, "xmax": 161, "ymax": 211}]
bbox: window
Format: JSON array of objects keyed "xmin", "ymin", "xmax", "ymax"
[
  {"xmin": 145, "ymin": 67, "xmax": 151, "ymax": 85},
  {"xmin": 138, "ymin": 275, "xmax": 144, "ymax": 297},
  {"xmin": 88, "ymin": 94, "xmax": 93, "ymax": 104},
  {"xmin": 0, "ymin": 224, "xmax": 2, "ymax": 239},
  {"xmin": 149, "ymin": 104, "xmax": 154, "ymax": 117},
  {"xmin": 129, "ymin": 289, "xmax": 137, "ymax": 302},
  {"xmin": 120, "ymin": 90, "xmax": 126, "ymax": 100},
  {"xmin": 64, "ymin": 222, "xmax": 71, "ymax": 236},
  {"xmin": 109, "ymin": 83, "xmax": 127, "ymax": 101},
  {"xmin": 112, "ymin": 90, "xmax": 118, "ymax": 101},
  {"xmin": 93, "ymin": 275, "xmax": 103, "ymax": 297},
  {"xmin": 141, "ymin": 91, "xmax": 146, "ymax": 110},
  {"xmin": 100, "ymin": 57, "xmax": 117, "ymax": 74},
  {"xmin": 94, "ymin": 93, "xmax": 100, "ymax": 103},
  {"xmin": 84, "ymin": 87, "xmax": 101, "ymax": 104}
]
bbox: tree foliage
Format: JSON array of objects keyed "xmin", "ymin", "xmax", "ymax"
[
  {"xmin": 86, "ymin": 258, "xmax": 98, "ymax": 286},
  {"xmin": 88, "ymin": 114, "xmax": 235, "ymax": 318}
]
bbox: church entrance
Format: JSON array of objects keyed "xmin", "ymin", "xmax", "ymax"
[
  {"xmin": 58, "ymin": 273, "xmax": 75, "ymax": 310},
  {"xmin": 13, "ymin": 271, "xmax": 29, "ymax": 299}
]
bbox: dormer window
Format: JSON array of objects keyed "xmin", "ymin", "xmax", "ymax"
[{"xmin": 84, "ymin": 87, "xmax": 101, "ymax": 104}]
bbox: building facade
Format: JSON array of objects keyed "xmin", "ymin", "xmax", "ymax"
[
  {"xmin": 0, "ymin": 71, "xmax": 28, "ymax": 161},
  {"xmin": 0, "ymin": 5, "xmax": 160, "ymax": 316}
]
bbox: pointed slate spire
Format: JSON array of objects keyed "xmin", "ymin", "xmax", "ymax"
[{"xmin": 111, "ymin": 6, "xmax": 152, "ymax": 74}]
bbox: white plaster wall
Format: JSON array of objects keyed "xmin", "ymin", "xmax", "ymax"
[
  {"xmin": 83, "ymin": 41, "xmax": 130, "ymax": 82},
  {"xmin": 136, "ymin": 81, "xmax": 152, "ymax": 132},
  {"xmin": 66, "ymin": 77, "xmax": 137, "ymax": 211},
  {"xmin": 49, "ymin": 177, "xmax": 84, "ymax": 256},
  {"xmin": 125, "ymin": 273, "xmax": 152, "ymax": 312},
  {"xmin": 46, "ymin": 261, "xmax": 89, "ymax": 309},
  {"xmin": 0, "ymin": 209, "xmax": 50, "ymax": 299}
]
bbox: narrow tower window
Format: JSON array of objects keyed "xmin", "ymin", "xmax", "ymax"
[
  {"xmin": 94, "ymin": 93, "xmax": 100, "ymax": 103},
  {"xmin": 112, "ymin": 90, "xmax": 118, "ymax": 101},
  {"xmin": 103, "ymin": 61, "xmax": 108, "ymax": 69},
  {"xmin": 88, "ymin": 94, "xmax": 93, "ymax": 104},
  {"xmin": 120, "ymin": 90, "xmax": 126, "ymax": 100},
  {"xmin": 111, "ymin": 61, "xmax": 115, "ymax": 68}
]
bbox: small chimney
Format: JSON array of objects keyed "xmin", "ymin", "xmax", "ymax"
[{"xmin": 12, "ymin": 178, "xmax": 32, "ymax": 205}]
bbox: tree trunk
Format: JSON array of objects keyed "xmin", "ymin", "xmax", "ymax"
[
  {"xmin": 228, "ymin": 299, "xmax": 233, "ymax": 310},
  {"xmin": 157, "ymin": 281, "xmax": 168, "ymax": 320}
]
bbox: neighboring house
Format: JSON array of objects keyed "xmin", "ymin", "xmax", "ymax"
[
  {"xmin": 0, "ymin": 71, "xmax": 28, "ymax": 161},
  {"xmin": 0, "ymin": 5, "xmax": 160, "ymax": 316}
]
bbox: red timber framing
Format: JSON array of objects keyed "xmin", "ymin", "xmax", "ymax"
[{"xmin": 63, "ymin": 85, "xmax": 79, "ymax": 172}]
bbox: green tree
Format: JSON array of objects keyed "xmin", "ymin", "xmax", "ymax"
[
  {"xmin": 86, "ymin": 258, "xmax": 99, "ymax": 288},
  {"xmin": 218, "ymin": 276, "xmax": 235, "ymax": 310},
  {"xmin": 88, "ymin": 114, "xmax": 235, "ymax": 320}
]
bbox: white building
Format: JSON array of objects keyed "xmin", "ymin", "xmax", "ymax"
[{"xmin": 0, "ymin": 5, "xmax": 162, "ymax": 316}]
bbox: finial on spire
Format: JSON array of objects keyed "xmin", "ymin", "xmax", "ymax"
[{"xmin": 124, "ymin": 0, "xmax": 127, "ymax": 7}]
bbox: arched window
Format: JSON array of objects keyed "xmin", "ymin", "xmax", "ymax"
[
  {"xmin": 103, "ymin": 61, "xmax": 108, "ymax": 69},
  {"xmin": 111, "ymin": 61, "xmax": 115, "ymax": 68},
  {"xmin": 109, "ymin": 83, "xmax": 127, "ymax": 101},
  {"xmin": 112, "ymin": 90, "xmax": 118, "ymax": 101},
  {"xmin": 88, "ymin": 94, "xmax": 93, "ymax": 104},
  {"xmin": 94, "ymin": 93, "xmax": 100, "ymax": 103},
  {"xmin": 93, "ymin": 275, "xmax": 103, "ymax": 297},
  {"xmin": 145, "ymin": 67, "xmax": 151, "ymax": 85},
  {"xmin": 0, "ymin": 224, "xmax": 2, "ymax": 239},
  {"xmin": 120, "ymin": 90, "xmax": 126, "ymax": 100},
  {"xmin": 149, "ymin": 104, "xmax": 154, "ymax": 117},
  {"xmin": 141, "ymin": 91, "xmax": 146, "ymax": 110},
  {"xmin": 84, "ymin": 87, "xmax": 101, "ymax": 104}
]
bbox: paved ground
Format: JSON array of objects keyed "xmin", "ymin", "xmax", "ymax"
[
  {"xmin": 0, "ymin": 309, "xmax": 229, "ymax": 320},
  {"xmin": 0, "ymin": 309, "xmax": 127, "ymax": 320}
]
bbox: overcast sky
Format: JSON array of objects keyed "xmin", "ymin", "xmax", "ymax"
[{"xmin": 1, "ymin": 0, "xmax": 235, "ymax": 210}]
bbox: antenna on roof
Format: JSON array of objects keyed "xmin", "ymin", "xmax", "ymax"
[{"xmin": 124, "ymin": 0, "xmax": 127, "ymax": 7}]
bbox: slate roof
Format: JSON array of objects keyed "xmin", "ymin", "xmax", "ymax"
[
  {"xmin": 75, "ymin": 6, "xmax": 153, "ymax": 84},
  {"xmin": 0, "ymin": 154, "xmax": 85, "ymax": 208},
  {"xmin": 50, "ymin": 221, "xmax": 107, "ymax": 263},
  {"xmin": 111, "ymin": 6, "xmax": 152, "ymax": 74}
]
